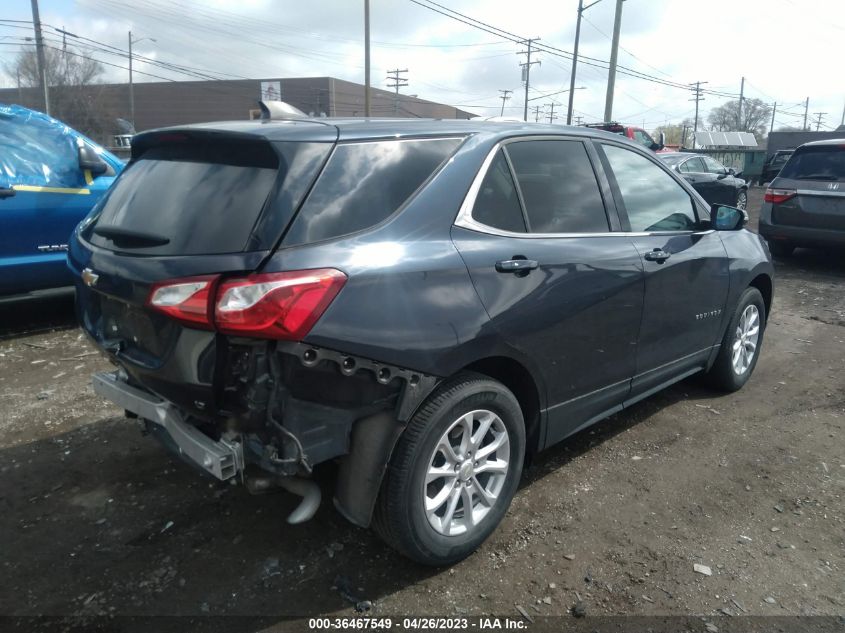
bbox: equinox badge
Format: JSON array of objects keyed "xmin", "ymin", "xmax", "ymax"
[{"xmin": 81, "ymin": 268, "xmax": 99, "ymax": 287}]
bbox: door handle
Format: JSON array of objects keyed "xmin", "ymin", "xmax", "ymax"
[
  {"xmin": 643, "ymin": 248, "xmax": 671, "ymax": 263},
  {"xmin": 495, "ymin": 258, "xmax": 539, "ymax": 274},
  {"xmin": 0, "ymin": 187, "xmax": 15, "ymax": 199}
]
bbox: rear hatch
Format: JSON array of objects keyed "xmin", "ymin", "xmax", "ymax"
[
  {"xmin": 769, "ymin": 143, "xmax": 845, "ymax": 230},
  {"xmin": 69, "ymin": 125, "xmax": 335, "ymax": 417}
]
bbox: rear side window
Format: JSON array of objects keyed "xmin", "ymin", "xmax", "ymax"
[
  {"xmin": 602, "ymin": 144, "xmax": 696, "ymax": 232},
  {"xmin": 471, "ymin": 150, "xmax": 526, "ymax": 233},
  {"xmin": 506, "ymin": 140, "xmax": 608, "ymax": 233},
  {"xmin": 778, "ymin": 145, "xmax": 845, "ymax": 182},
  {"xmin": 87, "ymin": 140, "xmax": 280, "ymax": 255},
  {"xmin": 284, "ymin": 138, "xmax": 462, "ymax": 245},
  {"xmin": 680, "ymin": 157, "xmax": 705, "ymax": 173}
]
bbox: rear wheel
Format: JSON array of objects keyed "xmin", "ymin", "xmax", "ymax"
[
  {"xmin": 373, "ymin": 373, "xmax": 525, "ymax": 566},
  {"xmin": 767, "ymin": 240, "xmax": 794, "ymax": 257},
  {"xmin": 735, "ymin": 189, "xmax": 747, "ymax": 211},
  {"xmin": 706, "ymin": 287, "xmax": 766, "ymax": 392}
]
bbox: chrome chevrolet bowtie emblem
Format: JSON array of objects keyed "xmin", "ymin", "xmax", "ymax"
[
  {"xmin": 81, "ymin": 268, "xmax": 99, "ymax": 287},
  {"xmin": 828, "ymin": 183, "xmax": 840, "ymax": 190}
]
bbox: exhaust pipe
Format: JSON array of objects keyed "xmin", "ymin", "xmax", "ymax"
[{"xmin": 245, "ymin": 475, "xmax": 322, "ymax": 524}]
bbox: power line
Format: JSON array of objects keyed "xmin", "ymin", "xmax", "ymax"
[{"xmin": 498, "ymin": 89, "xmax": 512, "ymax": 116}]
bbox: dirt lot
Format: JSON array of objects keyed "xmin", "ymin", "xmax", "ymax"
[{"xmin": 1, "ymin": 187, "xmax": 843, "ymax": 629}]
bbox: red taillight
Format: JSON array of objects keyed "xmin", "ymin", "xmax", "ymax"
[
  {"xmin": 764, "ymin": 188, "xmax": 796, "ymax": 204},
  {"xmin": 214, "ymin": 269, "xmax": 346, "ymax": 339},
  {"xmin": 147, "ymin": 275, "xmax": 218, "ymax": 329},
  {"xmin": 147, "ymin": 269, "xmax": 346, "ymax": 339}
]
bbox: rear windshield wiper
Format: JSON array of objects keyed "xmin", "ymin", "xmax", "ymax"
[
  {"xmin": 93, "ymin": 225, "xmax": 170, "ymax": 247},
  {"xmin": 795, "ymin": 174, "xmax": 841, "ymax": 181}
]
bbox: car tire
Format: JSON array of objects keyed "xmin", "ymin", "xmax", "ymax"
[
  {"xmin": 706, "ymin": 287, "xmax": 766, "ymax": 392},
  {"xmin": 767, "ymin": 240, "xmax": 794, "ymax": 257},
  {"xmin": 735, "ymin": 189, "xmax": 747, "ymax": 211},
  {"xmin": 372, "ymin": 372, "xmax": 525, "ymax": 566}
]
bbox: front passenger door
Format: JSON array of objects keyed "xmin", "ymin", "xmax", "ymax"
[{"xmin": 598, "ymin": 142, "xmax": 730, "ymax": 398}]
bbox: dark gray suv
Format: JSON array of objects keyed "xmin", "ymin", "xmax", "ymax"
[
  {"xmin": 70, "ymin": 118, "xmax": 774, "ymax": 565},
  {"xmin": 760, "ymin": 138, "xmax": 845, "ymax": 256}
]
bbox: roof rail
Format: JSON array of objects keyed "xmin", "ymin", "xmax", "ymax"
[{"xmin": 259, "ymin": 100, "xmax": 308, "ymax": 121}]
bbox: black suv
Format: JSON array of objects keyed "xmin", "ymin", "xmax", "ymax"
[
  {"xmin": 71, "ymin": 118, "xmax": 774, "ymax": 565},
  {"xmin": 760, "ymin": 139, "xmax": 845, "ymax": 256}
]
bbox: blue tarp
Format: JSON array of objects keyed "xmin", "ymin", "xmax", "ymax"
[{"xmin": 0, "ymin": 104, "xmax": 110, "ymax": 188}]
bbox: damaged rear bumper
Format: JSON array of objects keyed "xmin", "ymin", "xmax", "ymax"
[{"xmin": 92, "ymin": 371, "xmax": 245, "ymax": 481}]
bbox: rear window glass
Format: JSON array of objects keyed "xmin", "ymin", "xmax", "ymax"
[
  {"xmin": 87, "ymin": 140, "xmax": 279, "ymax": 255},
  {"xmin": 284, "ymin": 138, "xmax": 462, "ymax": 245},
  {"xmin": 778, "ymin": 146, "xmax": 845, "ymax": 182}
]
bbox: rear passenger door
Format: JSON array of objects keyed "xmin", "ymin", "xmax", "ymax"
[
  {"xmin": 597, "ymin": 142, "xmax": 730, "ymax": 399},
  {"xmin": 451, "ymin": 137, "xmax": 645, "ymax": 446}
]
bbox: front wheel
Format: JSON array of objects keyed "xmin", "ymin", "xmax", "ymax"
[
  {"xmin": 735, "ymin": 189, "xmax": 747, "ymax": 211},
  {"xmin": 372, "ymin": 373, "xmax": 525, "ymax": 566},
  {"xmin": 706, "ymin": 287, "xmax": 766, "ymax": 392}
]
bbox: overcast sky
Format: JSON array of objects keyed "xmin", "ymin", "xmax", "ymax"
[{"xmin": 2, "ymin": 0, "xmax": 844, "ymax": 132}]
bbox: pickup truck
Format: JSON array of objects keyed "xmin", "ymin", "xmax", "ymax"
[
  {"xmin": 584, "ymin": 121, "xmax": 666, "ymax": 152},
  {"xmin": 0, "ymin": 104, "xmax": 123, "ymax": 300}
]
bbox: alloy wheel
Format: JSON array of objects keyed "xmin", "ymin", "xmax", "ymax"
[
  {"xmin": 423, "ymin": 409, "xmax": 510, "ymax": 536},
  {"xmin": 732, "ymin": 304, "xmax": 760, "ymax": 375},
  {"xmin": 736, "ymin": 191, "xmax": 747, "ymax": 211}
]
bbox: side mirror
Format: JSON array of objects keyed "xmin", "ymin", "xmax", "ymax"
[
  {"xmin": 78, "ymin": 143, "xmax": 108, "ymax": 176},
  {"xmin": 727, "ymin": 167, "xmax": 736, "ymax": 176},
  {"xmin": 711, "ymin": 204, "xmax": 748, "ymax": 231},
  {"xmin": 658, "ymin": 131, "xmax": 666, "ymax": 150}
]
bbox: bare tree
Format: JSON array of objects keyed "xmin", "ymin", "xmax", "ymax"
[
  {"xmin": 654, "ymin": 117, "xmax": 695, "ymax": 146},
  {"xmin": 707, "ymin": 98, "xmax": 772, "ymax": 141},
  {"xmin": 4, "ymin": 45, "xmax": 114, "ymax": 140}
]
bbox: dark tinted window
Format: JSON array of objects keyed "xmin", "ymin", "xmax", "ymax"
[
  {"xmin": 506, "ymin": 140, "xmax": 608, "ymax": 233},
  {"xmin": 87, "ymin": 140, "xmax": 279, "ymax": 255},
  {"xmin": 778, "ymin": 145, "xmax": 845, "ymax": 182},
  {"xmin": 603, "ymin": 144, "xmax": 696, "ymax": 232},
  {"xmin": 771, "ymin": 152, "xmax": 791, "ymax": 166},
  {"xmin": 285, "ymin": 138, "xmax": 461, "ymax": 244},
  {"xmin": 471, "ymin": 150, "xmax": 526, "ymax": 233}
]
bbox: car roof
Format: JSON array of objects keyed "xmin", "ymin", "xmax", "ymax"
[
  {"xmin": 798, "ymin": 138, "xmax": 845, "ymax": 148},
  {"xmin": 136, "ymin": 117, "xmax": 624, "ymax": 144}
]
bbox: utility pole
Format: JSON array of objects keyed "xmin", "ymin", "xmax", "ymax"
[
  {"xmin": 803, "ymin": 97, "xmax": 809, "ymax": 130},
  {"xmin": 603, "ymin": 0, "xmax": 624, "ymax": 123},
  {"xmin": 386, "ymin": 68, "xmax": 408, "ymax": 116},
  {"xmin": 841, "ymin": 98, "xmax": 845, "ymax": 127},
  {"xmin": 498, "ymin": 89, "xmax": 512, "ymax": 116},
  {"xmin": 518, "ymin": 38, "xmax": 540, "ymax": 122},
  {"xmin": 128, "ymin": 32, "xmax": 155, "ymax": 129},
  {"xmin": 567, "ymin": 0, "xmax": 602, "ymax": 125},
  {"xmin": 689, "ymin": 81, "xmax": 707, "ymax": 147},
  {"xmin": 574, "ymin": 115, "xmax": 583, "ymax": 125},
  {"xmin": 814, "ymin": 112, "xmax": 827, "ymax": 131},
  {"xmin": 738, "ymin": 76, "xmax": 745, "ymax": 130},
  {"xmin": 129, "ymin": 32, "xmax": 134, "ymax": 127},
  {"xmin": 30, "ymin": 0, "xmax": 49, "ymax": 115},
  {"xmin": 364, "ymin": 0, "xmax": 371, "ymax": 117},
  {"xmin": 546, "ymin": 102, "xmax": 558, "ymax": 124},
  {"xmin": 770, "ymin": 102, "xmax": 777, "ymax": 135},
  {"xmin": 681, "ymin": 124, "xmax": 689, "ymax": 148},
  {"xmin": 531, "ymin": 104, "xmax": 543, "ymax": 122}
]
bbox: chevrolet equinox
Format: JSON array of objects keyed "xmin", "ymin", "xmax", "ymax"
[{"xmin": 70, "ymin": 117, "xmax": 774, "ymax": 565}]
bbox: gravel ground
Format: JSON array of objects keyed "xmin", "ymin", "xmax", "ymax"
[{"xmin": 1, "ymin": 187, "xmax": 843, "ymax": 630}]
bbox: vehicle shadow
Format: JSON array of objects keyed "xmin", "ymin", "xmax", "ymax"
[
  {"xmin": 0, "ymin": 375, "xmax": 719, "ymax": 630},
  {"xmin": 772, "ymin": 246, "xmax": 845, "ymax": 279},
  {"xmin": 0, "ymin": 292, "xmax": 77, "ymax": 339}
]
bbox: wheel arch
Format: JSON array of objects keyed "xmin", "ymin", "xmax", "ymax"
[
  {"xmin": 461, "ymin": 356, "xmax": 544, "ymax": 458},
  {"xmin": 749, "ymin": 272, "xmax": 773, "ymax": 321}
]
